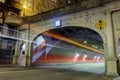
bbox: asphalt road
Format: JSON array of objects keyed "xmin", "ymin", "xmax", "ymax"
[
  {"xmin": 37, "ymin": 62, "xmax": 105, "ymax": 74},
  {"xmin": 0, "ymin": 67, "xmax": 115, "ymax": 80},
  {"xmin": 0, "ymin": 63, "xmax": 119, "ymax": 80}
]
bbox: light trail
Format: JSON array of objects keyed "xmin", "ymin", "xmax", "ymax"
[
  {"xmin": 43, "ymin": 31, "xmax": 104, "ymax": 54},
  {"xmin": 45, "ymin": 43, "xmax": 78, "ymax": 51},
  {"xmin": 0, "ymin": 34, "xmax": 33, "ymax": 43}
]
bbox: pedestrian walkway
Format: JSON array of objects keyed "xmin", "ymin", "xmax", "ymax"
[{"xmin": 0, "ymin": 64, "xmax": 29, "ymax": 72}]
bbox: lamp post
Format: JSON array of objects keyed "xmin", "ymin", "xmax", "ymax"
[
  {"xmin": 23, "ymin": 4, "xmax": 26, "ymax": 16},
  {"xmin": 26, "ymin": 16, "xmax": 31, "ymax": 66}
]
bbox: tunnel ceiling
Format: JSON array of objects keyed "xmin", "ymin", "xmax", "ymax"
[
  {"xmin": 50, "ymin": 27, "xmax": 103, "ymax": 42},
  {"xmin": 41, "ymin": 26, "xmax": 103, "ymax": 51}
]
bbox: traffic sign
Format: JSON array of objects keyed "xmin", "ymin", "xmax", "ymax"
[{"xmin": 95, "ymin": 20, "xmax": 106, "ymax": 30}]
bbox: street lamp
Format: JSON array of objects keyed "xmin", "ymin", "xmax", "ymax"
[{"xmin": 23, "ymin": 4, "xmax": 26, "ymax": 16}]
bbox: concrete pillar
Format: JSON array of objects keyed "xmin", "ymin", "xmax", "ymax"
[
  {"xmin": 21, "ymin": 32, "xmax": 32, "ymax": 66},
  {"xmin": 26, "ymin": 29, "xmax": 32, "ymax": 66},
  {"xmin": 25, "ymin": 42, "xmax": 31, "ymax": 66},
  {"xmin": 20, "ymin": 42, "xmax": 29, "ymax": 66},
  {"xmin": 12, "ymin": 41, "xmax": 20, "ymax": 65},
  {"xmin": 105, "ymin": 12, "xmax": 119, "ymax": 76}
]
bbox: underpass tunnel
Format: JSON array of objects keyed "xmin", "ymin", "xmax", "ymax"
[
  {"xmin": 118, "ymin": 38, "xmax": 120, "ymax": 74},
  {"xmin": 31, "ymin": 26, "xmax": 105, "ymax": 74},
  {"xmin": 118, "ymin": 39, "xmax": 120, "ymax": 57}
]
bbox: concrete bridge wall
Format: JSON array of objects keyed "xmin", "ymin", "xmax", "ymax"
[{"xmin": 13, "ymin": 0, "xmax": 120, "ymax": 76}]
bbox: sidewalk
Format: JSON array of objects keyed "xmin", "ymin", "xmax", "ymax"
[{"xmin": 0, "ymin": 64, "xmax": 29, "ymax": 72}]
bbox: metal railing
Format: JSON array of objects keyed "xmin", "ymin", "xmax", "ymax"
[
  {"xmin": 23, "ymin": 0, "xmax": 116, "ymax": 23},
  {"xmin": 0, "ymin": 26, "xmax": 27, "ymax": 41}
]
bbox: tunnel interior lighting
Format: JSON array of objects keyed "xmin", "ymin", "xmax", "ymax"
[
  {"xmin": 84, "ymin": 40, "xmax": 87, "ymax": 44},
  {"xmin": 93, "ymin": 56, "xmax": 97, "ymax": 61},
  {"xmin": 75, "ymin": 53, "xmax": 79, "ymax": 57},
  {"xmin": 92, "ymin": 45, "xmax": 95, "ymax": 47},
  {"xmin": 95, "ymin": 46, "xmax": 98, "ymax": 49}
]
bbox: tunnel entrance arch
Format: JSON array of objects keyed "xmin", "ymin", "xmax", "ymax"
[
  {"xmin": 116, "ymin": 36, "xmax": 120, "ymax": 74},
  {"xmin": 31, "ymin": 26, "xmax": 105, "ymax": 74}
]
